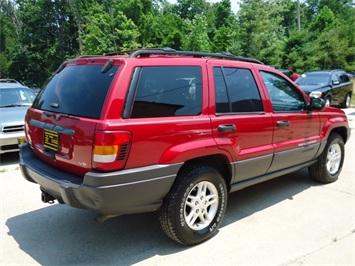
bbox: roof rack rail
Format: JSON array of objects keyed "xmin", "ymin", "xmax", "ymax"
[
  {"xmin": 126, "ymin": 48, "xmax": 263, "ymax": 64},
  {"xmin": 104, "ymin": 49, "xmax": 138, "ymax": 56},
  {"xmin": 78, "ymin": 55, "xmax": 105, "ymax": 59},
  {"xmin": 103, "ymin": 48, "xmax": 263, "ymax": 64}
]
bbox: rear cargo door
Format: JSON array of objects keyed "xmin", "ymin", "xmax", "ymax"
[{"xmin": 27, "ymin": 60, "xmax": 119, "ymax": 176}]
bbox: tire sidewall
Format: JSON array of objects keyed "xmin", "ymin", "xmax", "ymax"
[
  {"xmin": 174, "ymin": 169, "xmax": 227, "ymax": 245},
  {"xmin": 325, "ymin": 97, "xmax": 331, "ymax": 107},
  {"xmin": 345, "ymin": 94, "xmax": 351, "ymax": 108},
  {"xmin": 324, "ymin": 135, "xmax": 344, "ymax": 180}
]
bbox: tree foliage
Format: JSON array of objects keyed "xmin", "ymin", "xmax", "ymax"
[{"xmin": 0, "ymin": 0, "xmax": 353, "ymax": 87}]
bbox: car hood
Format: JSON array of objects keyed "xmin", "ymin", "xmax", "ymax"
[
  {"xmin": 296, "ymin": 84, "xmax": 328, "ymax": 93},
  {"xmin": 0, "ymin": 107, "xmax": 29, "ymax": 129}
]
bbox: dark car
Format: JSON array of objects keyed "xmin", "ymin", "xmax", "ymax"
[
  {"xmin": 295, "ymin": 70, "xmax": 353, "ymax": 108},
  {"xmin": 19, "ymin": 49, "xmax": 350, "ymax": 245}
]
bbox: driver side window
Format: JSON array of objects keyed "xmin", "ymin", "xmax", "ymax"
[{"xmin": 260, "ymin": 71, "xmax": 306, "ymax": 112}]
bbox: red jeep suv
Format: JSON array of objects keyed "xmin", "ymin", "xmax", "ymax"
[{"xmin": 20, "ymin": 48, "xmax": 350, "ymax": 245}]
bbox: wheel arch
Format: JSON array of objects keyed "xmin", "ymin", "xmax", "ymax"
[
  {"xmin": 329, "ymin": 126, "xmax": 349, "ymax": 144},
  {"xmin": 175, "ymin": 154, "xmax": 232, "ymax": 191}
]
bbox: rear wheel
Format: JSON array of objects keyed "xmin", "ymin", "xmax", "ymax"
[
  {"xmin": 308, "ymin": 133, "xmax": 344, "ymax": 183},
  {"xmin": 158, "ymin": 165, "xmax": 227, "ymax": 245},
  {"xmin": 341, "ymin": 93, "xmax": 351, "ymax": 108}
]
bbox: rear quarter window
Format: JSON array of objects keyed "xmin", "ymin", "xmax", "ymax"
[
  {"xmin": 129, "ymin": 66, "xmax": 202, "ymax": 118},
  {"xmin": 33, "ymin": 65, "xmax": 118, "ymax": 119}
]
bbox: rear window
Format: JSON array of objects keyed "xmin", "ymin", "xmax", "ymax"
[
  {"xmin": 33, "ymin": 64, "xmax": 118, "ymax": 119},
  {"xmin": 213, "ymin": 67, "xmax": 263, "ymax": 113}
]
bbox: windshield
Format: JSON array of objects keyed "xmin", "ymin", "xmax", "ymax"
[
  {"xmin": 0, "ymin": 87, "xmax": 36, "ymax": 107},
  {"xmin": 33, "ymin": 64, "xmax": 119, "ymax": 119},
  {"xmin": 295, "ymin": 73, "xmax": 330, "ymax": 86}
]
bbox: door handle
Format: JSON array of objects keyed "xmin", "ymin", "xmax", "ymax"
[
  {"xmin": 218, "ymin": 124, "xmax": 237, "ymax": 133},
  {"xmin": 277, "ymin": 120, "xmax": 290, "ymax": 128}
]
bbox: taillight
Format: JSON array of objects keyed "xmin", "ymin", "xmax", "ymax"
[{"xmin": 93, "ymin": 130, "xmax": 131, "ymax": 171}]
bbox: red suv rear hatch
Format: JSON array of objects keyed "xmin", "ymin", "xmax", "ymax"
[{"xmin": 25, "ymin": 58, "xmax": 119, "ymax": 176}]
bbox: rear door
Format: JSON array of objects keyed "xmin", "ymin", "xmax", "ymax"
[
  {"xmin": 208, "ymin": 62, "xmax": 274, "ymax": 183},
  {"xmin": 26, "ymin": 59, "xmax": 119, "ymax": 176},
  {"xmin": 331, "ymin": 72, "xmax": 352, "ymax": 105},
  {"xmin": 258, "ymin": 70, "xmax": 322, "ymax": 173}
]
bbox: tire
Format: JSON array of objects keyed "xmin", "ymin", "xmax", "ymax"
[
  {"xmin": 308, "ymin": 133, "xmax": 344, "ymax": 183},
  {"xmin": 324, "ymin": 97, "xmax": 331, "ymax": 107},
  {"xmin": 341, "ymin": 93, "xmax": 351, "ymax": 108},
  {"xmin": 158, "ymin": 165, "xmax": 227, "ymax": 245}
]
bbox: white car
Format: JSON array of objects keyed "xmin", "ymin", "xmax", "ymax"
[{"xmin": 0, "ymin": 83, "xmax": 36, "ymax": 154}]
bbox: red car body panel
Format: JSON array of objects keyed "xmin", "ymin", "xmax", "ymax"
[{"xmin": 19, "ymin": 50, "xmax": 350, "ymax": 222}]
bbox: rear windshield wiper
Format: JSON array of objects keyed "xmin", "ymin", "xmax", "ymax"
[
  {"xmin": 44, "ymin": 111, "xmax": 80, "ymax": 120},
  {"xmin": 101, "ymin": 59, "xmax": 113, "ymax": 73}
]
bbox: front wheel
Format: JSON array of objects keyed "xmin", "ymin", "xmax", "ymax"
[
  {"xmin": 308, "ymin": 133, "xmax": 345, "ymax": 183},
  {"xmin": 324, "ymin": 97, "xmax": 331, "ymax": 107},
  {"xmin": 158, "ymin": 165, "xmax": 227, "ymax": 245}
]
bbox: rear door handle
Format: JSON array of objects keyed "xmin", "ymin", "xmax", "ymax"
[
  {"xmin": 277, "ymin": 120, "xmax": 290, "ymax": 128},
  {"xmin": 218, "ymin": 124, "xmax": 237, "ymax": 133}
]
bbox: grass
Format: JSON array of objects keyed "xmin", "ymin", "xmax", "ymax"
[{"xmin": 351, "ymin": 79, "xmax": 355, "ymax": 107}]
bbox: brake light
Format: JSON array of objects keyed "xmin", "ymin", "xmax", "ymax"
[{"xmin": 93, "ymin": 130, "xmax": 131, "ymax": 171}]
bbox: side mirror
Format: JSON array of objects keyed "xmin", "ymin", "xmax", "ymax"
[
  {"xmin": 332, "ymin": 80, "xmax": 340, "ymax": 85},
  {"xmin": 310, "ymin": 97, "xmax": 325, "ymax": 110}
]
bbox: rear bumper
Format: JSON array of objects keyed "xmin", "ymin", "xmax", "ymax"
[{"xmin": 19, "ymin": 143, "xmax": 180, "ymax": 215}]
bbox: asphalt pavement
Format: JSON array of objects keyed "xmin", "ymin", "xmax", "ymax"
[{"xmin": 1, "ymin": 109, "xmax": 354, "ymax": 265}]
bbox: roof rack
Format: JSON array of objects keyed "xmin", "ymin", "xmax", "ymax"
[
  {"xmin": 105, "ymin": 48, "xmax": 263, "ymax": 64},
  {"xmin": 104, "ymin": 49, "xmax": 137, "ymax": 56},
  {"xmin": 78, "ymin": 55, "xmax": 105, "ymax": 59}
]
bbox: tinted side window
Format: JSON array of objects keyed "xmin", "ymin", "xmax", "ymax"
[
  {"xmin": 260, "ymin": 71, "xmax": 306, "ymax": 112},
  {"xmin": 339, "ymin": 74, "xmax": 350, "ymax": 83},
  {"xmin": 33, "ymin": 65, "xmax": 118, "ymax": 119},
  {"xmin": 130, "ymin": 66, "xmax": 202, "ymax": 118},
  {"xmin": 213, "ymin": 67, "xmax": 263, "ymax": 114}
]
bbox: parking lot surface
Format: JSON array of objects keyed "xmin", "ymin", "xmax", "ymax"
[{"xmin": 1, "ymin": 109, "xmax": 354, "ymax": 265}]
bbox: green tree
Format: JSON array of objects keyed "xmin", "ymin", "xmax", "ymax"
[
  {"xmin": 309, "ymin": 5, "xmax": 338, "ymax": 33},
  {"xmin": 1, "ymin": 0, "xmax": 354, "ymax": 87},
  {"xmin": 112, "ymin": 10, "xmax": 140, "ymax": 50},
  {"xmin": 314, "ymin": 27, "xmax": 351, "ymax": 69},
  {"xmin": 305, "ymin": 0, "xmax": 354, "ymax": 17},
  {"xmin": 0, "ymin": 0, "xmax": 23, "ymax": 78},
  {"xmin": 80, "ymin": 3, "xmax": 115, "ymax": 54},
  {"xmin": 141, "ymin": 12, "xmax": 185, "ymax": 48},
  {"xmin": 212, "ymin": 27, "xmax": 232, "ymax": 52},
  {"xmin": 80, "ymin": 1, "xmax": 141, "ymax": 54},
  {"xmin": 173, "ymin": 0, "xmax": 209, "ymax": 20},
  {"xmin": 182, "ymin": 14, "xmax": 211, "ymax": 51},
  {"xmin": 213, "ymin": 0, "xmax": 233, "ymax": 29},
  {"xmin": 237, "ymin": 0, "xmax": 286, "ymax": 65},
  {"xmin": 8, "ymin": 0, "xmax": 78, "ymax": 87},
  {"xmin": 282, "ymin": 29, "xmax": 317, "ymax": 72}
]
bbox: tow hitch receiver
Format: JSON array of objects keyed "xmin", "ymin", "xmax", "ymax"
[{"xmin": 41, "ymin": 191, "xmax": 56, "ymax": 204}]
